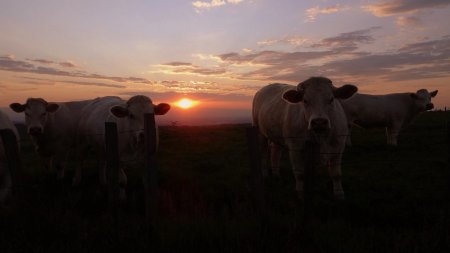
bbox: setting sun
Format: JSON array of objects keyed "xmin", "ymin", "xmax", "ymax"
[{"xmin": 175, "ymin": 98, "xmax": 198, "ymax": 109}]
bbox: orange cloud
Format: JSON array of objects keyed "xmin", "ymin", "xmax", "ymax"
[
  {"xmin": 192, "ymin": 0, "xmax": 245, "ymax": 12},
  {"xmin": 305, "ymin": 5, "xmax": 347, "ymax": 22},
  {"xmin": 363, "ymin": 0, "xmax": 450, "ymax": 17}
]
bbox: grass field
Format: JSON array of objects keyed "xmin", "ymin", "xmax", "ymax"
[{"xmin": 1, "ymin": 111, "xmax": 449, "ymax": 252}]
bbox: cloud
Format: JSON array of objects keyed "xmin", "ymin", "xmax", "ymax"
[
  {"xmin": 0, "ymin": 56, "xmax": 154, "ymax": 85},
  {"xmin": 28, "ymin": 58, "xmax": 77, "ymax": 68},
  {"xmin": 301, "ymin": 36, "xmax": 450, "ymax": 82},
  {"xmin": 256, "ymin": 27, "xmax": 379, "ymax": 51},
  {"xmin": 163, "ymin": 62, "xmax": 193, "ymax": 67},
  {"xmin": 396, "ymin": 16, "xmax": 423, "ymax": 27},
  {"xmin": 305, "ymin": 4, "xmax": 347, "ymax": 22},
  {"xmin": 28, "ymin": 58, "xmax": 54, "ymax": 65},
  {"xmin": 192, "ymin": 0, "xmax": 244, "ymax": 12},
  {"xmin": 215, "ymin": 35, "xmax": 450, "ymax": 83},
  {"xmin": 311, "ymin": 27, "xmax": 381, "ymax": 51},
  {"xmin": 218, "ymin": 50, "xmax": 335, "ymax": 66},
  {"xmin": 363, "ymin": 0, "xmax": 450, "ymax": 16},
  {"xmin": 18, "ymin": 76, "xmax": 127, "ymax": 88},
  {"xmin": 155, "ymin": 62, "xmax": 229, "ymax": 76},
  {"xmin": 59, "ymin": 61, "xmax": 77, "ymax": 68},
  {"xmin": 257, "ymin": 36, "xmax": 310, "ymax": 47},
  {"xmin": 150, "ymin": 27, "xmax": 449, "ymax": 85}
]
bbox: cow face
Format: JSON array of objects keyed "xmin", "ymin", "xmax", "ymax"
[
  {"xmin": 10, "ymin": 98, "xmax": 59, "ymax": 136},
  {"xmin": 410, "ymin": 89, "xmax": 438, "ymax": 111},
  {"xmin": 110, "ymin": 95, "xmax": 170, "ymax": 144},
  {"xmin": 283, "ymin": 77, "xmax": 357, "ymax": 133}
]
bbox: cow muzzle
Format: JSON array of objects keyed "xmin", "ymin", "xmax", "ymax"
[
  {"xmin": 29, "ymin": 127, "xmax": 43, "ymax": 136},
  {"xmin": 425, "ymin": 103, "xmax": 434, "ymax": 110},
  {"xmin": 310, "ymin": 118, "xmax": 330, "ymax": 133}
]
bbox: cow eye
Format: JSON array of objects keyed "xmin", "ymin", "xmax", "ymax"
[
  {"xmin": 129, "ymin": 114, "xmax": 135, "ymax": 119},
  {"xmin": 41, "ymin": 112, "xmax": 46, "ymax": 117}
]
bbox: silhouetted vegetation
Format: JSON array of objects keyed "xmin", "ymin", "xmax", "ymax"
[{"xmin": 1, "ymin": 111, "xmax": 449, "ymax": 252}]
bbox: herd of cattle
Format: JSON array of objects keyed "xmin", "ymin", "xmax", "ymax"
[{"xmin": 0, "ymin": 77, "xmax": 438, "ymax": 204}]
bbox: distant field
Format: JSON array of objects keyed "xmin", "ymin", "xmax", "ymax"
[{"xmin": 1, "ymin": 111, "xmax": 449, "ymax": 253}]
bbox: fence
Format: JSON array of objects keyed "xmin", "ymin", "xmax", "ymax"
[
  {"xmin": 1, "ymin": 115, "xmax": 449, "ymax": 250},
  {"xmin": 245, "ymin": 121, "xmax": 450, "ymax": 226},
  {"xmin": 1, "ymin": 113, "xmax": 160, "ymax": 247}
]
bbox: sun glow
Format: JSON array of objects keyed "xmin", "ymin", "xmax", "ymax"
[{"xmin": 175, "ymin": 98, "xmax": 198, "ymax": 109}]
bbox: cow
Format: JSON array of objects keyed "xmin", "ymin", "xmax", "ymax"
[
  {"xmin": 75, "ymin": 95, "xmax": 170, "ymax": 200},
  {"xmin": 9, "ymin": 98, "xmax": 93, "ymax": 179},
  {"xmin": 252, "ymin": 77, "xmax": 357, "ymax": 200},
  {"xmin": 340, "ymin": 89, "xmax": 438, "ymax": 146},
  {"xmin": 0, "ymin": 110, "xmax": 20, "ymax": 204}
]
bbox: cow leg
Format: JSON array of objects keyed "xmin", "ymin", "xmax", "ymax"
[
  {"xmin": 288, "ymin": 148, "xmax": 305, "ymax": 200},
  {"xmin": 270, "ymin": 142, "xmax": 282, "ymax": 176},
  {"xmin": 386, "ymin": 126, "xmax": 399, "ymax": 146},
  {"xmin": 259, "ymin": 135, "xmax": 270, "ymax": 178},
  {"xmin": 118, "ymin": 168, "xmax": 127, "ymax": 201},
  {"xmin": 99, "ymin": 161, "xmax": 107, "ymax": 186},
  {"xmin": 41, "ymin": 155, "xmax": 53, "ymax": 171},
  {"xmin": 0, "ymin": 163, "xmax": 12, "ymax": 204},
  {"xmin": 55, "ymin": 152, "xmax": 68, "ymax": 180},
  {"xmin": 345, "ymin": 125, "xmax": 353, "ymax": 147},
  {"xmin": 328, "ymin": 155, "xmax": 345, "ymax": 200},
  {"xmin": 72, "ymin": 162, "xmax": 83, "ymax": 186},
  {"xmin": 55, "ymin": 160, "xmax": 64, "ymax": 180}
]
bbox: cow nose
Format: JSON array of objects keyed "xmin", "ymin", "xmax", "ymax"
[
  {"xmin": 310, "ymin": 118, "xmax": 330, "ymax": 132},
  {"xmin": 426, "ymin": 103, "xmax": 434, "ymax": 110},
  {"xmin": 29, "ymin": 127, "xmax": 42, "ymax": 136}
]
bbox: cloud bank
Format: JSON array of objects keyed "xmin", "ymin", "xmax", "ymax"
[
  {"xmin": 364, "ymin": 0, "xmax": 450, "ymax": 16},
  {"xmin": 0, "ymin": 56, "xmax": 153, "ymax": 85}
]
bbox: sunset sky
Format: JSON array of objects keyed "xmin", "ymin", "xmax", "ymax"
[{"xmin": 1, "ymin": 0, "xmax": 449, "ymax": 125}]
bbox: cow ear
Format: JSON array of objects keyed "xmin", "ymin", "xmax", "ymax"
[
  {"xmin": 46, "ymin": 103, "xmax": 59, "ymax": 113},
  {"xmin": 430, "ymin": 90, "xmax": 438, "ymax": 97},
  {"xmin": 410, "ymin": 93, "xmax": 419, "ymax": 99},
  {"xmin": 282, "ymin": 90, "xmax": 303, "ymax": 104},
  {"xmin": 334, "ymin": 84, "xmax": 357, "ymax": 99},
  {"xmin": 10, "ymin": 103, "xmax": 26, "ymax": 113},
  {"xmin": 110, "ymin": 106, "xmax": 129, "ymax": 118},
  {"xmin": 154, "ymin": 103, "xmax": 171, "ymax": 115}
]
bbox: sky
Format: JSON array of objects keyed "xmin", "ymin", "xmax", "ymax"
[{"xmin": 1, "ymin": 0, "xmax": 450, "ymax": 125}]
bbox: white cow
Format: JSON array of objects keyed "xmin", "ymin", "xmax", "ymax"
[
  {"xmin": 75, "ymin": 95, "xmax": 170, "ymax": 200},
  {"xmin": 10, "ymin": 98, "xmax": 92, "ymax": 179},
  {"xmin": 0, "ymin": 110, "xmax": 20, "ymax": 203},
  {"xmin": 252, "ymin": 77, "xmax": 357, "ymax": 200},
  {"xmin": 340, "ymin": 89, "xmax": 438, "ymax": 146}
]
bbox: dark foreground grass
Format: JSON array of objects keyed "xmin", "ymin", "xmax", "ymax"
[{"xmin": 1, "ymin": 111, "xmax": 449, "ymax": 252}]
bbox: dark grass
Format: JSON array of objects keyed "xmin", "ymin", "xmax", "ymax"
[{"xmin": 1, "ymin": 111, "xmax": 449, "ymax": 252}]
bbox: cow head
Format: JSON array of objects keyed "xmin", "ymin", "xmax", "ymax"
[
  {"xmin": 110, "ymin": 95, "xmax": 170, "ymax": 144},
  {"xmin": 410, "ymin": 89, "xmax": 438, "ymax": 111},
  {"xmin": 10, "ymin": 98, "xmax": 59, "ymax": 136},
  {"xmin": 283, "ymin": 77, "xmax": 357, "ymax": 133}
]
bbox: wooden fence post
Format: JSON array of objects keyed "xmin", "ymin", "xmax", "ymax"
[
  {"xmin": 246, "ymin": 126, "xmax": 266, "ymax": 220},
  {"xmin": 447, "ymin": 121, "xmax": 450, "ymax": 201},
  {"xmin": 0, "ymin": 129, "xmax": 23, "ymax": 199},
  {"xmin": 104, "ymin": 122, "xmax": 120, "ymax": 238},
  {"xmin": 143, "ymin": 113, "xmax": 160, "ymax": 250}
]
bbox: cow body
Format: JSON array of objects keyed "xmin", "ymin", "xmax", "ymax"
[
  {"xmin": 0, "ymin": 110, "xmax": 19, "ymax": 203},
  {"xmin": 252, "ymin": 77, "xmax": 357, "ymax": 199},
  {"xmin": 340, "ymin": 89, "xmax": 438, "ymax": 146},
  {"xmin": 75, "ymin": 95, "xmax": 170, "ymax": 200},
  {"xmin": 10, "ymin": 98, "xmax": 93, "ymax": 179}
]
